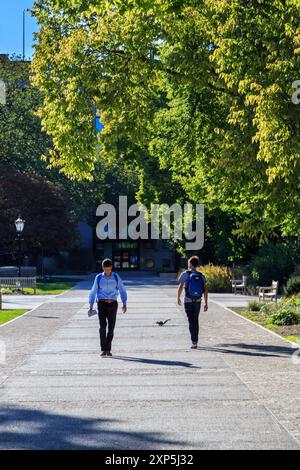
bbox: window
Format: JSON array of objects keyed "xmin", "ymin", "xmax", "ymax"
[{"xmin": 145, "ymin": 259, "xmax": 155, "ymax": 268}]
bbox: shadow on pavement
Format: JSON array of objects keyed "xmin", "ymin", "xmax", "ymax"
[
  {"xmin": 112, "ymin": 355, "xmax": 200, "ymax": 368},
  {"xmin": 216, "ymin": 342, "xmax": 298, "ymax": 356},
  {"xmin": 0, "ymin": 407, "xmax": 185, "ymax": 450},
  {"xmin": 197, "ymin": 342, "xmax": 298, "ymax": 358},
  {"xmin": 29, "ymin": 315, "xmax": 60, "ymax": 319}
]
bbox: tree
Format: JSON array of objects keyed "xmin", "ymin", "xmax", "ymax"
[
  {"xmin": 31, "ymin": 0, "xmax": 300, "ymax": 240},
  {"xmin": 0, "ymin": 55, "xmax": 52, "ymax": 175},
  {"xmin": 0, "ymin": 54, "xmax": 138, "ymax": 227},
  {"xmin": 0, "ymin": 165, "xmax": 76, "ymax": 256}
]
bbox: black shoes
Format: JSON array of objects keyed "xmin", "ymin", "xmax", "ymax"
[{"xmin": 100, "ymin": 351, "xmax": 112, "ymax": 357}]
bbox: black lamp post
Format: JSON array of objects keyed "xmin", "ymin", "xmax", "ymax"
[{"xmin": 15, "ymin": 216, "xmax": 25, "ymax": 277}]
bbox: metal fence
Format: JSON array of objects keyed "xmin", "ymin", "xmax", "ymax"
[
  {"xmin": 0, "ymin": 266, "xmax": 37, "ymax": 301},
  {"xmin": 0, "ymin": 275, "xmax": 37, "ymax": 294}
]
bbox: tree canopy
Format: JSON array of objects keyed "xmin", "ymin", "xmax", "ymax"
[
  {"xmin": 31, "ymin": 0, "xmax": 300, "ymax": 240},
  {"xmin": 0, "ymin": 164, "xmax": 76, "ymax": 255},
  {"xmin": 0, "ymin": 55, "xmax": 138, "ymax": 227}
]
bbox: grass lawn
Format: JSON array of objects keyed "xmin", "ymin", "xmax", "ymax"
[
  {"xmin": 0, "ymin": 309, "xmax": 28, "ymax": 325},
  {"xmin": 34, "ymin": 282, "xmax": 77, "ymax": 295},
  {"xmin": 1, "ymin": 281, "xmax": 77, "ymax": 295},
  {"xmin": 231, "ymin": 306, "xmax": 300, "ymax": 344}
]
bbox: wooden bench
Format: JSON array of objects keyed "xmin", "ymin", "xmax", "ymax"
[
  {"xmin": 258, "ymin": 280, "xmax": 279, "ymax": 302},
  {"xmin": 232, "ymin": 275, "xmax": 248, "ymax": 294}
]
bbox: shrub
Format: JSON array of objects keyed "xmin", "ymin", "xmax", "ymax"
[
  {"xmin": 260, "ymin": 301, "xmax": 278, "ymax": 317},
  {"xmin": 292, "ymin": 264, "xmax": 300, "ymax": 276},
  {"xmin": 248, "ymin": 300, "xmax": 262, "ymax": 312},
  {"xmin": 270, "ymin": 307, "xmax": 300, "ymax": 326},
  {"xmin": 231, "ymin": 265, "xmax": 245, "ymax": 280},
  {"xmin": 245, "ymin": 240, "xmax": 300, "ymax": 287},
  {"xmin": 199, "ymin": 264, "xmax": 232, "ymax": 293},
  {"xmin": 284, "ymin": 276, "xmax": 300, "ymax": 297},
  {"xmin": 284, "ymin": 294, "xmax": 300, "ymax": 306}
]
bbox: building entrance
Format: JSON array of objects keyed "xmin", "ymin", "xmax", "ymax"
[{"xmin": 112, "ymin": 241, "xmax": 139, "ymax": 270}]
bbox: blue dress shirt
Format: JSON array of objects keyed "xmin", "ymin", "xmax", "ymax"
[{"xmin": 89, "ymin": 272, "xmax": 127, "ymax": 308}]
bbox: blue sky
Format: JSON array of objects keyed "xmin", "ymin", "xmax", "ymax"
[{"xmin": 0, "ymin": 0, "xmax": 39, "ymax": 59}]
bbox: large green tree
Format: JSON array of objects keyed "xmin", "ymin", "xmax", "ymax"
[
  {"xmin": 31, "ymin": 0, "xmax": 300, "ymax": 241},
  {"xmin": 0, "ymin": 55, "xmax": 138, "ymax": 226}
]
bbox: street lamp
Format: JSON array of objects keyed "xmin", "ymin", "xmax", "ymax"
[
  {"xmin": 15, "ymin": 216, "xmax": 25, "ymax": 234},
  {"xmin": 15, "ymin": 216, "xmax": 25, "ymax": 277}
]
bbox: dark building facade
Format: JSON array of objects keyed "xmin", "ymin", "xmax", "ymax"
[{"xmin": 94, "ymin": 238, "xmax": 176, "ymax": 272}]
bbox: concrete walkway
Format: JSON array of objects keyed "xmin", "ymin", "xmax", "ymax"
[{"xmin": 0, "ymin": 276, "xmax": 299, "ymax": 450}]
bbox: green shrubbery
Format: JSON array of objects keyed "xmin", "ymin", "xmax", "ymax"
[
  {"xmin": 247, "ymin": 300, "xmax": 261, "ymax": 312},
  {"xmin": 244, "ymin": 240, "xmax": 300, "ymax": 288},
  {"xmin": 244, "ymin": 294, "xmax": 300, "ymax": 327},
  {"xmin": 284, "ymin": 276, "xmax": 300, "ymax": 297},
  {"xmin": 199, "ymin": 264, "xmax": 232, "ymax": 293},
  {"xmin": 270, "ymin": 308, "xmax": 300, "ymax": 326},
  {"xmin": 178, "ymin": 264, "xmax": 232, "ymax": 292}
]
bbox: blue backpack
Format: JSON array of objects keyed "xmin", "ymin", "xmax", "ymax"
[
  {"xmin": 185, "ymin": 270, "xmax": 205, "ymax": 302},
  {"xmin": 97, "ymin": 272, "xmax": 119, "ymax": 290}
]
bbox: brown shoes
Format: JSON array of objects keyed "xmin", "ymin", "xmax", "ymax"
[
  {"xmin": 106, "ymin": 351, "xmax": 112, "ymax": 357},
  {"xmin": 100, "ymin": 351, "xmax": 107, "ymax": 357}
]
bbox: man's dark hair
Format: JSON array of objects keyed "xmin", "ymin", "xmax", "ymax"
[
  {"xmin": 102, "ymin": 258, "xmax": 113, "ymax": 268},
  {"xmin": 188, "ymin": 256, "xmax": 199, "ymax": 268}
]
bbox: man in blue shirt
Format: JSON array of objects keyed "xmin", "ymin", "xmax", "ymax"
[
  {"xmin": 177, "ymin": 256, "xmax": 208, "ymax": 349},
  {"xmin": 88, "ymin": 258, "xmax": 127, "ymax": 357}
]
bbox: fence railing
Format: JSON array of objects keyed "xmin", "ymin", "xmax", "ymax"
[{"xmin": 0, "ymin": 277, "xmax": 36, "ymax": 294}]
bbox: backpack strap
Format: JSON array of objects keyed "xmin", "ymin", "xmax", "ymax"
[
  {"xmin": 113, "ymin": 272, "xmax": 119, "ymax": 288},
  {"xmin": 184, "ymin": 269, "xmax": 192, "ymax": 285},
  {"xmin": 184, "ymin": 270, "xmax": 192, "ymax": 295},
  {"xmin": 97, "ymin": 272, "xmax": 103, "ymax": 290}
]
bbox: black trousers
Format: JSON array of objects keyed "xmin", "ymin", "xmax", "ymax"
[
  {"xmin": 97, "ymin": 301, "xmax": 118, "ymax": 351},
  {"xmin": 184, "ymin": 301, "xmax": 201, "ymax": 343}
]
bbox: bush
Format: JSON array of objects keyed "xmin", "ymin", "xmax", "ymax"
[
  {"xmin": 284, "ymin": 294, "xmax": 300, "ymax": 306},
  {"xmin": 292, "ymin": 264, "xmax": 300, "ymax": 276},
  {"xmin": 260, "ymin": 301, "xmax": 278, "ymax": 317},
  {"xmin": 270, "ymin": 307, "xmax": 300, "ymax": 326},
  {"xmin": 231, "ymin": 265, "xmax": 245, "ymax": 280},
  {"xmin": 248, "ymin": 300, "xmax": 262, "ymax": 312},
  {"xmin": 284, "ymin": 276, "xmax": 300, "ymax": 297},
  {"xmin": 199, "ymin": 264, "xmax": 232, "ymax": 293},
  {"xmin": 245, "ymin": 240, "xmax": 300, "ymax": 287}
]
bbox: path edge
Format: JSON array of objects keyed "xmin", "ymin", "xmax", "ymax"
[{"xmin": 210, "ymin": 299, "xmax": 299, "ymax": 348}]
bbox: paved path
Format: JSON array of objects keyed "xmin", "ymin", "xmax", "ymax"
[{"xmin": 0, "ymin": 276, "xmax": 299, "ymax": 449}]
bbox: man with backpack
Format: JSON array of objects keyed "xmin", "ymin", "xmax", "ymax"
[
  {"xmin": 177, "ymin": 256, "xmax": 208, "ymax": 349},
  {"xmin": 88, "ymin": 258, "xmax": 127, "ymax": 357}
]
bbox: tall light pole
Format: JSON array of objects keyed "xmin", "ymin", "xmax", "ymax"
[
  {"xmin": 15, "ymin": 216, "xmax": 25, "ymax": 277},
  {"xmin": 22, "ymin": 8, "xmax": 30, "ymax": 61},
  {"xmin": 23, "ymin": 9, "xmax": 25, "ymax": 61}
]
